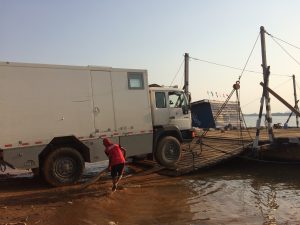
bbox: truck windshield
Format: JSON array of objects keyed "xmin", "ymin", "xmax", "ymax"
[{"xmin": 168, "ymin": 91, "xmax": 187, "ymax": 108}]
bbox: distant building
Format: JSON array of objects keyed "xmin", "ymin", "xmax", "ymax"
[{"xmin": 191, "ymin": 99, "xmax": 240, "ymax": 129}]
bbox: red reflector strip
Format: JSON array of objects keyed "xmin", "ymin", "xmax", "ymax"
[
  {"xmin": 113, "ymin": 133, "xmax": 119, "ymax": 135},
  {"xmin": 35, "ymin": 141, "xmax": 43, "ymax": 144},
  {"xmin": 22, "ymin": 143, "xmax": 29, "ymax": 146},
  {"xmin": 5, "ymin": 144, "xmax": 12, "ymax": 148},
  {"xmin": 140, "ymin": 131, "xmax": 145, "ymax": 133}
]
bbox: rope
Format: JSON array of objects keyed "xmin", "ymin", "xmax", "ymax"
[
  {"xmin": 269, "ymin": 35, "xmax": 300, "ymax": 66},
  {"xmin": 265, "ymin": 31, "xmax": 300, "ymax": 51},
  {"xmin": 242, "ymin": 76, "xmax": 293, "ymax": 110},
  {"xmin": 170, "ymin": 59, "xmax": 184, "ymax": 86},
  {"xmin": 200, "ymin": 86, "xmax": 236, "ymax": 138},
  {"xmin": 234, "ymin": 88, "xmax": 253, "ymax": 145},
  {"xmin": 189, "ymin": 32, "xmax": 267, "ymax": 158},
  {"xmin": 236, "ymin": 89, "xmax": 244, "ymax": 147},
  {"xmin": 240, "ymin": 155, "xmax": 300, "ymax": 165},
  {"xmin": 238, "ymin": 32, "xmax": 260, "ymax": 81},
  {"xmin": 80, "ymin": 168, "xmax": 109, "ymax": 189},
  {"xmin": 239, "ymin": 105, "xmax": 253, "ymax": 141},
  {"xmin": 0, "ymin": 161, "xmax": 6, "ymax": 172}
]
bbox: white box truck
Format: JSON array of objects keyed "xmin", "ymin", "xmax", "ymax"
[{"xmin": 0, "ymin": 61, "xmax": 192, "ymax": 186}]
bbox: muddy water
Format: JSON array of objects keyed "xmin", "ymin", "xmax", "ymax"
[{"xmin": 42, "ymin": 160, "xmax": 300, "ymax": 225}]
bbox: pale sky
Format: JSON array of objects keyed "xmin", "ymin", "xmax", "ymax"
[{"xmin": 1, "ymin": 0, "xmax": 300, "ymax": 113}]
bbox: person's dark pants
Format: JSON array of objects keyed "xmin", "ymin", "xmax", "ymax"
[{"xmin": 111, "ymin": 163, "xmax": 125, "ymax": 179}]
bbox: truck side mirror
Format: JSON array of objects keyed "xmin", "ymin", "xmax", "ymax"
[{"xmin": 182, "ymin": 105, "xmax": 189, "ymax": 114}]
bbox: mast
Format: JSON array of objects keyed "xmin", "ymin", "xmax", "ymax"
[
  {"xmin": 260, "ymin": 26, "xmax": 274, "ymax": 142},
  {"xmin": 292, "ymin": 74, "xmax": 299, "ymax": 128},
  {"xmin": 253, "ymin": 26, "xmax": 274, "ymax": 149},
  {"xmin": 184, "ymin": 53, "xmax": 189, "ymax": 97}
]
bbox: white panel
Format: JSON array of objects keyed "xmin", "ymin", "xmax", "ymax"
[
  {"xmin": 91, "ymin": 71, "xmax": 115, "ymax": 133},
  {"xmin": 111, "ymin": 71, "xmax": 152, "ymax": 134},
  {"xmin": 120, "ymin": 134, "xmax": 153, "ymax": 157},
  {"xmin": 0, "ymin": 65, "xmax": 94, "ymax": 145}
]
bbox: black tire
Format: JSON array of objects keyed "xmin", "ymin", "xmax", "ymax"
[
  {"xmin": 155, "ymin": 136, "xmax": 181, "ymax": 168},
  {"xmin": 43, "ymin": 147, "xmax": 84, "ymax": 187}
]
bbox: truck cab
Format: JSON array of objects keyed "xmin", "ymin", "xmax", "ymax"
[
  {"xmin": 149, "ymin": 86, "xmax": 192, "ymax": 131},
  {"xmin": 148, "ymin": 85, "xmax": 192, "ymax": 168}
]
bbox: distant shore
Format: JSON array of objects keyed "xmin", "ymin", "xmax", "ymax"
[{"xmin": 244, "ymin": 112, "xmax": 291, "ymax": 116}]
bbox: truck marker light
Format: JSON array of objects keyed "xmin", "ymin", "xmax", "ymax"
[
  {"xmin": 35, "ymin": 141, "xmax": 43, "ymax": 144},
  {"xmin": 4, "ymin": 144, "xmax": 12, "ymax": 148}
]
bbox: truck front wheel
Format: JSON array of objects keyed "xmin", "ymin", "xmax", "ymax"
[
  {"xmin": 155, "ymin": 136, "xmax": 181, "ymax": 168},
  {"xmin": 43, "ymin": 147, "xmax": 84, "ymax": 187}
]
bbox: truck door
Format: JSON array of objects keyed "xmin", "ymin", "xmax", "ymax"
[
  {"xmin": 168, "ymin": 91, "xmax": 191, "ymax": 130},
  {"xmin": 91, "ymin": 71, "xmax": 116, "ymax": 133},
  {"xmin": 151, "ymin": 91, "xmax": 170, "ymax": 126}
]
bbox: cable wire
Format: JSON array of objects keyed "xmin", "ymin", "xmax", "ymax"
[
  {"xmin": 265, "ymin": 31, "xmax": 300, "ymax": 51},
  {"xmin": 269, "ymin": 35, "xmax": 300, "ymax": 66},
  {"xmin": 170, "ymin": 59, "xmax": 184, "ymax": 86},
  {"xmin": 189, "ymin": 56, "xmax": 291, "ymax": 77},
  {"xmin": 238, "ymin": 32, "xmax": 260, "ymax": 81},
  {"xmin": 242, "ymin": 77, "xmax": 293, "ymax": 109}
]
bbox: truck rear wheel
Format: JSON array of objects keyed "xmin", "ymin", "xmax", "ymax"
[
  {"xmin": 43, "ymin": 147, "xmax": 84, "ymax": 187},
  {"xmin": 155, "ymin": 136, "xmax": 181, "ymax": 168}
]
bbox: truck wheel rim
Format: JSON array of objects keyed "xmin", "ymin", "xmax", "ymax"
[
  {"xmin": 54, "ymin": 157, "xmax": 76, "ymax": 179},
  {"xmin": 165, "ymin": 142, "xmax": 179, "ymax": 160}
]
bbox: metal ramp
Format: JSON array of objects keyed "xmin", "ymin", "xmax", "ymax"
[{"xmin": 158, "ymin": 133, "xmax": 252, "ymax": 176}]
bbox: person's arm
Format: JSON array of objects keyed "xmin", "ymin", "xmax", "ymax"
[
  {"xmin": 120, "ymin": 146, "xmax": 126, "ymax": 158},
  {"xmin": 105, "ymin": 148, "xmax": 112, "ymax": 170},
  {"xmin": 108, "ymin": 159, "xmax": 112, "ymax": 170}
]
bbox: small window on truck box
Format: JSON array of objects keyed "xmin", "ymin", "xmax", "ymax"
[{"xmin": 128, "ymin": 72, "xmax": 144, "ymax": 89}]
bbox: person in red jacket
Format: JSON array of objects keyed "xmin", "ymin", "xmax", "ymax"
[{"xmin": 102, "ymin": 138, "xmax": 126, "ymax": 192}]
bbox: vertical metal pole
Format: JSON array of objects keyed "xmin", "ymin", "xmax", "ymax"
[
  {"xmin": 292, "ymin": 74, "xmax": 299, "ymax": 128},
  {"xmin": 253, "ymin": 90, "xmax": 265, "ymax": 149},
  {"xmin": 260, "ymin": 26, "xmax": 274, "ymax": 142},
  {"xmin": 184, "ymin": 53, "xmax": 189, "ymax": 97}
]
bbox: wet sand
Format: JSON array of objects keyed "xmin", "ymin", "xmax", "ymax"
[{"xmin": 1, "ymin": 159, "xmax": 300, "ymax": 225}]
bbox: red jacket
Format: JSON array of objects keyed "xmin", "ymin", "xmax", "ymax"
[{"xmin": 105, "ymin": 144, "xmax": 125, "ymax": 167}]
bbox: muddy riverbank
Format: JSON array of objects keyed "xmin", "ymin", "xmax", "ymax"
[{"xmin": 1, "ymin": 159, "xmax": 300, "ymax": 225}]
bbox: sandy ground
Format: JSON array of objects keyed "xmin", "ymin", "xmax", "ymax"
[{"xmin": 0, "ymin": 162, "xmax": 165, "ymax": 225}]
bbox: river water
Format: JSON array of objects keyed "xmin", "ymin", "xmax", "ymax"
[
  {"xmin": 45, "ymin": 159, "xmax": 300, "ymax": 225},
  {"xmin": 244, "ymin": 115, "xmax": 299, "ymax": 128}
]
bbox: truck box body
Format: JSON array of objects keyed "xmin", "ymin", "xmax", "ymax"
[{"xmin": 0, "ymin": 62, "xmax": 153, "ymax": 169}]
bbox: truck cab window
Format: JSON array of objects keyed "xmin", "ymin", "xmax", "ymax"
[
  {"xmin": 168, "ymin": 91, "xmax": 187, "ymax": 108},
  {"xmin": 155, "ymin": 92, "xmax": 166, "ymax": 108},
  {"xmin": 128, "ymin": 72, "xmax": 144, "ymax": 89}
]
